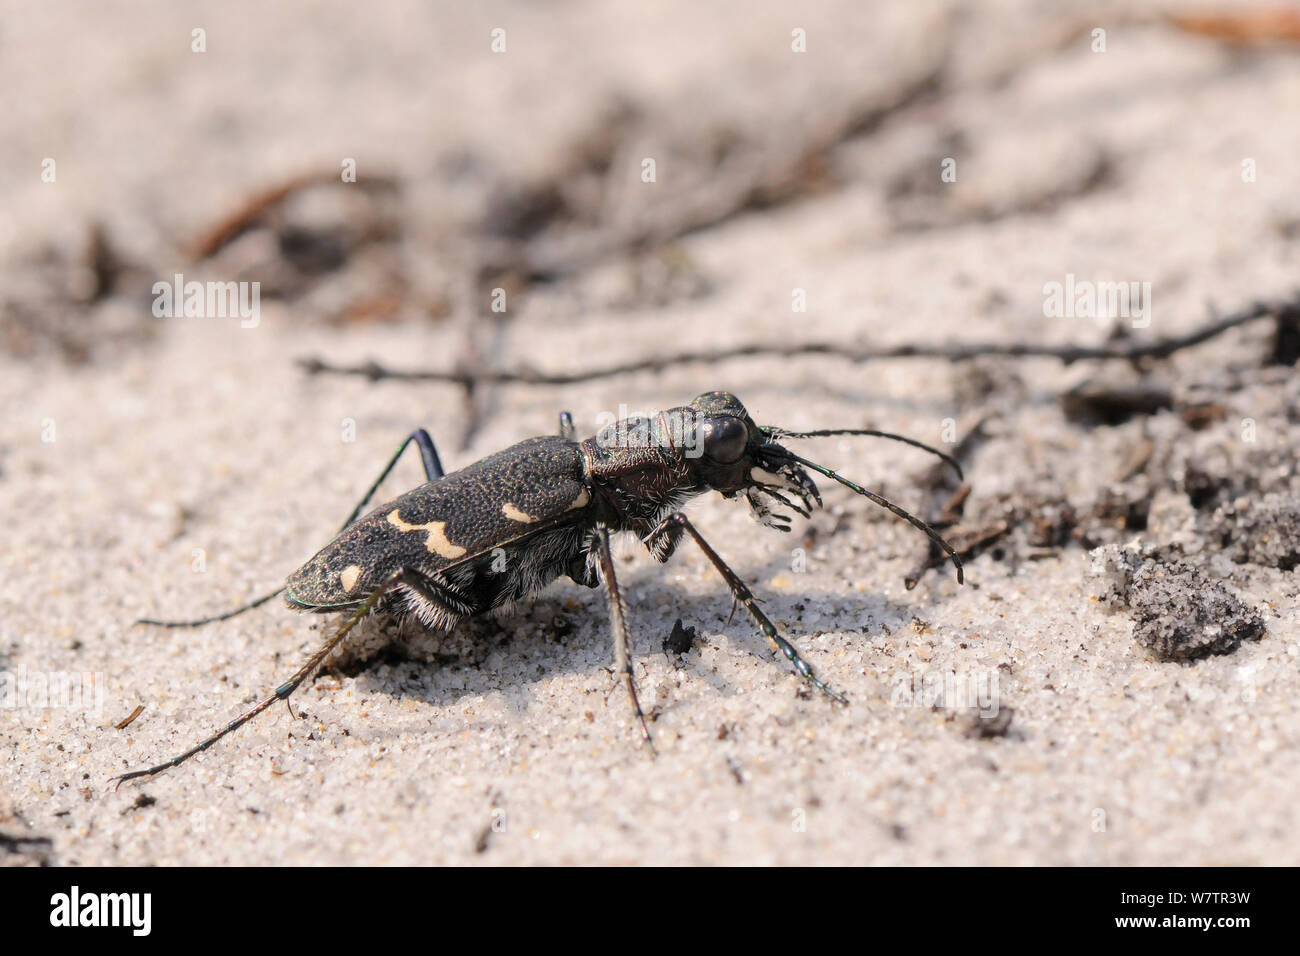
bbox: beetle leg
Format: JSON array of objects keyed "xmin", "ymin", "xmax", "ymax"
[
  {"xmin": 137, "ymin": 429, "xmax": 448, "ymax": 629},
  {"xmin": 395, "ymin": 568, "xmax": 477, "ymax": 629},
  {"xmin": 646, "ymin": 512, "xmax": 848, "ymax": 705},
  {"xmin": 340, "ymin": 428, "xmax": 446, "ymax": 528},
  {"xmin": 557, "ymin": 411, "xmax": 576, "ymax": 441},
  {"xmin": 593, "ymin": 527, "xmax": 656, "ymax": 756},
  {"xmin": 566, "ymin": 550, "xmax": 600, "ymax": 588},
  {"xmin": 135, "ymin": 586, "xmax": 287, "ymax": 629},
  {"xmin": 641, "ymin": 517, "xmax": 687, "ymax": 563},
  {"xmin": 114, "ymin": 567, "xmax": 416, "ymax": 786}
]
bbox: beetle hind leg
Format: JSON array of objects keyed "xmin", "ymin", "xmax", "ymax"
[
  {"xmin": 395, "ymin": 569, "xmax": 477, "ymax": 630},
  {"xmin": 113, "ymin": 567, "xmax": 416, "ymax": 786},
  {"xmin": 137, "ymin": 428, "xmax": 450, "ymax": 630}
]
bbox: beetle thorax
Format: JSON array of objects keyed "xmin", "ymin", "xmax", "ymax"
[{"xmin": 580, "ymin": 428, "xmax": 705, "ymax": 526}]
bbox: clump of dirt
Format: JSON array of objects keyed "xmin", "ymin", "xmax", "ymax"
[
  {"xmin": 1202, "ymin": 492, "xmax": 1300, "ymax": 571},
  {"xmin": 1089, "ymin": 544, "xmax": 1266, "ymax": 661},
  {"xmin": 1026, "ymin": 498, "xmax": 1078, "ymax": 548},
  {"xmin": 909, "ymin": 350, "xmax": 1300, "ymax": 589},
  {"xmin": 663, "ymin": 618, "xmax": 698, "ymax": 655},
  {"xmin": 0, "ymin": 223, "xmax": 158, "ymax": 362},
  {"xmin": 963, "ymin": 706, "xmax": 1015, "ymax": 739}
]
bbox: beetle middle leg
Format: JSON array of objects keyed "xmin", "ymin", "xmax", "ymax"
[
  {"xmin": 391, "ymin": 567, "xmax": 477, "ymax": 629},
  {"xmin": 592, "ymin": 526, "xmax": 656, "ymax": 755},
  {"xmin": 645, "ymin": 512, "xmax": 848, "ymax": 704},
  {"xmin": 137, "ymin": 428, "xmax": 448, "ymax": 629},
  {"xmin": 565, "ymin": 550, "xmax": 600, "ymax": 588}
]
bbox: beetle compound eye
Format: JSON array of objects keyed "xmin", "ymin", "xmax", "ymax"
[{"xmin": 701, "ymin": 417, "xmax": 748, "ymax": 463}]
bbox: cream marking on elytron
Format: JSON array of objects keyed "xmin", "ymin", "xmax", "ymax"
[
  {"xmin": 339, "ymin": 564, "xmax": 362, "ymax": 592},
  {"xmin": 501, "ymin": 502, "xmax": 538, "ymax": 523},
  {"xmin": 386, "ymin": 509, "xmax": 468, "ymax": 559},
  {"xmin": 566, "ymin": 488, "xmax": 590, "ymax": 510}
]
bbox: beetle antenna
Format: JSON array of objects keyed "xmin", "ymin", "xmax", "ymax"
[
  {"xmin": 763, "ymin": 427, "xmax": 963, "ymax": 482},
  {"xmin": 771, "ymin": 449, "xmax": 964, "ymax": 584},
  {"xmin": 135, "ymin": 587, "xmax": 285, "ymax": 629}
]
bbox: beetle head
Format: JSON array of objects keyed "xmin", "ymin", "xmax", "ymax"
[
  {"xmin": 683, "ymin": 391, "xmax": 966, "ymax": 582},
  {"xmin": 679, "ymin": 391, "xmax": 823, "ymax": 532}
]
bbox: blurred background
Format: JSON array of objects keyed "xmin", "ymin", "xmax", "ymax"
[{"xmin": 5, "ymin": 1, "xmax": 1297, "ymax": 391}]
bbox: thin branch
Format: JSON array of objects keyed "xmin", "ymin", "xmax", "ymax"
[
  {"xmin": 189, "ymin": 170, "xmax": 399, "ymax": 260},
  {"xmin": 297, "ymin": 297, "xmax": 1293, "ymax": 387}
]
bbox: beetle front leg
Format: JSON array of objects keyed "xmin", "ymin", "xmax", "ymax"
[
  {"xmin": 644, "ymin": 512, "xmax": 848, "ymax": 705},
  {"xmin": 641, "ymin": 517, "xmax": 687, "ymax": 563}
]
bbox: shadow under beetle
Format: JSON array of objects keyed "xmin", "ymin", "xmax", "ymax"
[{"xmin": 116, "ymin": 391, "xmax": 963, "ymax": 784}]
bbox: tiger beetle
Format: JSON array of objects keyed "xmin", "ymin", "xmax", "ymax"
[{"xmin": 114, "ymin": 391, "xmax": 964, "ymax": 785}]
